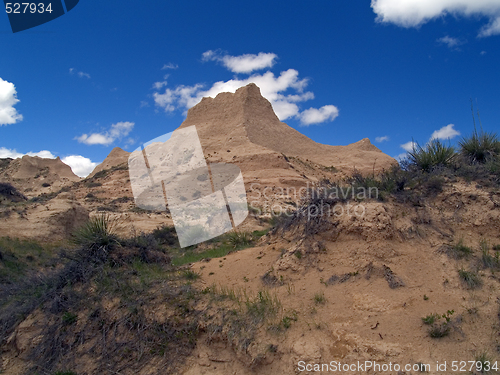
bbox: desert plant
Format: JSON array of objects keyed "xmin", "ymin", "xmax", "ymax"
[
  {"xmin": 474, "ymin": 351, "xmax": 495, "ymax": 374},
  {"xmin": 407, "ymin": 139, "xmax": 456, "ymax": 172},
  {"xmin": 226, "ymin": 231, "xmax": 253, "ymax": 248},
  {"xmin": 182, "ymin": 269, "xmax": 201, "ymax": 281},
  {"xmin": 448, "ymin": 239, "xmax": 473, "ymax": 259},
  {"xmin": 422, "ymin": 310, "xmax": 454, "ymax": 338},
  {"xmin": 313, "ymin": 292, "xmax": 326, "ymax": 305},
  {"xmin": 458, "ymin": 268, "xmax": 482, "ymax": 289},
  {"xmin": 459, "ymin": 106, "xmax": 500, "ymax": 164},
  {"xmin": 72, "ymin": 214, "xmax": 120, "ymax": 260},
  {"xmin": 460, "ymin": 130, "xmax": 500, "ymax": 164}
]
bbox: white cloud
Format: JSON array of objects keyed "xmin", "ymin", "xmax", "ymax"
[
  {"xmin": 394, "ymin": 152, "xmax": 409, "ymax": 161},
  {"xmin": 0, "ymin": 147, "xmax": 55, "ymax": 159},
  {"xmin": 76, "ymin": 121, "xmax": 135, "ymax": 146},
  {"xmin": 430, "ymin": 124, "xmax": 460, "ymax": 140},
  {"xmin": 479, "ymin": 16, "xmax": 500, "ymax": 37},
  {"xmin": 153, "ymin": 81, "xmax": 168, "ymax": 90},
  {"xmin": 162, "ymin": 63, "xmax": 178, "ymax": 70},
  {"xmin": 0, "ymin": 77, "xmax": 23, "ymax": 126},
  {"xmin": 61, "ymin": 155, "xmax": 97, "ymax": 177},
  {"xmin": 401, "ymin": 141, "xmax": 417, "ymax": 152},
  {"xmin": 202, "ymin": 50, "xmax": 278, "ymax": 74},
  {"xmin": 375, "ymin": 136, "xmax": 390, "ymax": 142},
  {"xmin": 153, "ymin": 53, "xmax": 338, "ymax": 126},
  {"xmin": 371, "ymin": 0, "xmax": 500, "ymax": 37},
  {"xmin": 437, "ymin": 35, "xmax": 465, "ymax": 48},
  {"xmin": 299, "ymin": 105, "xmax": 339, "ymax": 126},
  {"xmin": 70, "ymin": 68, "xmax": 91, "ymax": 79}
]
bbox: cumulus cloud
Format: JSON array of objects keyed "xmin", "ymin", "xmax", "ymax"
[
  {"xmin": 437, "ymin": 35, "xmax": 465, "ymax": 49},
  {"xmin": 0, "ymin": 77, "xmax": 23, "ymax": 126},
  {"xmin": 76, "ymin": 121, "xmax": 135, "ymax": 146},
  {"xmin": 401, "ymin": 141, "xmax": 417, "ymax": 152},
  {"xmin": 399, "ymin": 124, "xmax": 460, "ymax": 158},
  {"xmin": 299, "ymin": 105, "xmax": 339, "ymax": 126},
  {"xmin": 430, "ymin": 123, "xmax": 460, "ymax": 140},
  {"xmin": 153, "ymin": 52, "xmax": 338, "ymax": 126},
  {"xmin": 375, "ymin": 136, "xmax": 390, "ymax": 143},
  {"xmin": 0, "ymin": 147, "xmax": 55, "ymax": 159},
  {"xmin": 70, "ymin": 68, "xmax": 91, "ymax": 79},
  {"xmin": 371, "ymin": 0, "xmax": 500, "ymax": 37},
  {"xmin": 202, "ymin": 50, "xmax": 278, "ymax": 74},
  {"xmin": 61, "ymin": 155, "xmax": 97, "ymax": 177}
]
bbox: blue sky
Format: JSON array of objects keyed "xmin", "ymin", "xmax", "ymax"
[{"xmin": 1, "ymin": 0, "xmax": 499, "ymax": 176}]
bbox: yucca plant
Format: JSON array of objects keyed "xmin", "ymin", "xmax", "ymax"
[
  {"xmin": 460, "ymin": 102, "xmax": 500, "ymax": 163},
  {"xmin": 226, "ymin": 231, "xmax": 254, "ymax": 248},
  {"xmin": 72, "ymin": 214, "xmax": 120, "ymax": 260},
  {"xmin": 408, "ymin": 139, "xmax": 456, "ymax": 172},
  {"xmin": 459, "ymin": 129, "xmax": 500, "ymax": 164}
]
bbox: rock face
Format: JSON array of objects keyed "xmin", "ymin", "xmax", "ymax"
[
  {"xmin": 180, "ymin": 83, "xmax": 395, "ymax": 175},
  {"xmin": 0, "ymin": 155, "xmax": 80, "ymax": 198},
  {"xmin": 87, "ymin": 147, "xmax": 129, "ymax": 178}
]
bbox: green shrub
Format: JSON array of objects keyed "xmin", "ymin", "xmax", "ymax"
[
  {"xmin": 449, "ymin": 239, "xmax": 473, "ymax": 259},
  {"xmin": 72, "ymin": 214, "xmax": 120, "ymax": 259},
  {"xmin": 458, "ymin": 268, "xmax": 482, "ymax": 289},
  {"xmin": 459, "ymin": 127, "xmax": 500, "ymax": 164},
  {"xmin": 422, "ymin": 310, "xmax": 454, "ymax": 338},
  {"xmin": 313, "ymin": 292, "xmax": 326, "ymax": 305},
  {"xmin": 407, "ymin": 139, "xmax": 456, "ymax": 172},
  {"xmin": 474, "ymin": 352, "xmax": 494, "ymax": 374},
  {"xmin": 182, "ymin": 270, "xmax": 200, "ymax": 280},
  {"xmin": 226, "ymin": 231, "xmax": 253, "ymax": 248}
]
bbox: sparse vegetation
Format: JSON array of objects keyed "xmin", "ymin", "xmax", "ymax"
[
  {"xmin": 171, "ymin": 229, "xmax": 266, "ymax": 266},
  {"xmin": 447, "ymin": 239, "xmax": 473, "ymax": 259},
  {"xmin": 458, "ymin": 268, "xmax": 482, "ymax": 289},
  {"xmin": 459, "ymin": 106, "xmax": 500, "ymax": 164},
  {"xmin": 313, "ymin": 292, "xmax": 326, "ymax": 305},
  {"xmin": 422, "ymin": 310, "xmax": 455, "ymax": 338},
  {"xmin": 71, "ymin": 214, "xmax": 120, "ymax": 262},
  {"xmin": 474, "ymin": 351, "xmax": 495, "ymax": 374},
  {"xmin": 408, "ymin": 139, "xmax": 456, "ymax": 173},
  {"xmin": 0, "ymin": 227, "xmax": 201, "ymax": 374},
  {"xmin": 226, "ymin": 230, "xmax": 254, "ymax": 248}
]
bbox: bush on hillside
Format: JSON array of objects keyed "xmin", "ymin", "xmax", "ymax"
[{"xmin": 407, "ymin": 139, "xmax": 456, "ymax": 172}]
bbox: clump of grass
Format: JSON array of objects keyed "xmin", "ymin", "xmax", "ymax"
[
  {"xmin": 182, "ymin": 269, "xmax": 201, "ymax": 281},
  {"xmin": 474, "ymin": 351, "xmax": 494, "ymax": 374},
  {"xmin": 72, "ymin": 214, "xmax": 120, "ymax": 258},
  {"xmin": 313, "ymin": 292, "xmax": 326, "ymax": 305},
  {"xmin": 421, "ymin": 313, "xmax": 441, "ymax": 325},
  {"xmin": 480, "ymin": 239, "xmax": 500, "ymax": 269},
  {"xmin": 422, "ymin": 310, "xmax": 454, "ymax": 338},
  {"xmin": 449, "ymin": 239, "xmax": 473, "ymax": 259},
  {"xmin": 458, "ymin": 268, "xmax": 482, "ymax": 289},
  {"xmin": 226, "ymin": 231, "xmax": 254, "ymax": 248},
  {"xmin": 407, "ymin": 139, "xmax": 456, "ymax": 172},
  {"xmin": 459, "ymin": 118, "xmax": 500, "ymax": 164},
  {"xmin": 245, "ymin": 290, "xmax": 281, "ymax": 321}
]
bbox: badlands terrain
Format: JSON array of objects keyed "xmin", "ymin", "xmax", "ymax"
[{"xmin": 1, "ymin": 84, "xmax": 500, "ymax": 374}]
